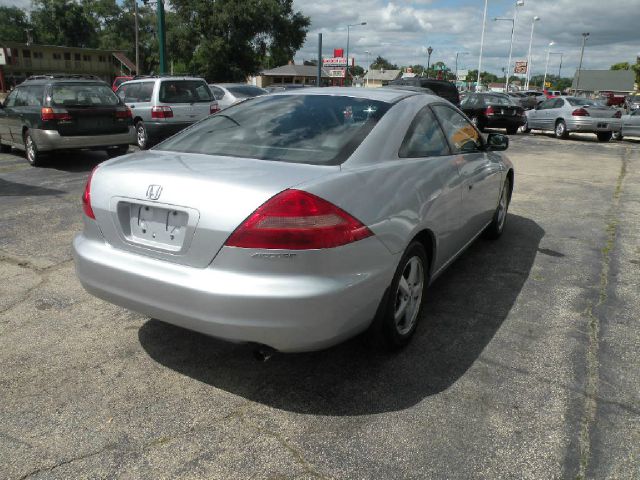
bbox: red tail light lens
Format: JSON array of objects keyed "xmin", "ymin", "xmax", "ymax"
[
  {"xmin": 41, "ymin": 107, "xmax": 72, "ymax": 121},
  {"xmin": 82, "ymin": 166, "xmax": 98, "ymax": 219},
  {"xmin": 485, "ymin": 105, "xmax": 495, "ymax": 116},
  {"xmin": 572, "ymin": 108, "xmax": 590, "ymax": 117},
  {"xmin": 225, "ymin": 189, "xmax": 373, "ymax": 250},
  {"xmin": 613, "ymin": 110, "xmax": 622, "ymax": 118},
  {"xmin": 115, "ymin": 107, "xmax": 132, "ymax": 119},
  {"xmin": 210, "ymin": 103, "xmax": 220, "ymax": 114},
  {"xmin": 151, "ymin": 106, "xmax": 173, "ymax": 119}
]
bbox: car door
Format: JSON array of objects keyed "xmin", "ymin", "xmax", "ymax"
[
  {"xmin": 432, "ymin": 104, "xmax": 503, "ymax": 245},
  {"xmin": 6, "ymin": 88, "xmax": 27, "ymax": 145},
  {"xmin": 157, "ymin": 79, "xmax": 213, "ymax": 123},
  {"xmin": 397, "ymin": 105, "xmax": 464, "ymax": 271},
  {"xmin": 0, "ymin": 90, "xmax": 19, "ymax": 146},
  {"xmin": 623, "ymin": 109, "xmax": 640, "ymax": 136},
  {"xmin": 533, "ymin": 98, "xmax": 555, "ymax": 130}
]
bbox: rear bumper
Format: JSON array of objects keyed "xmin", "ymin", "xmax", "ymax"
[
  {"xmin": 485, "ymin": 116, "xmax": 526, "ymax": 128},
  {"xmin": 73, "ymin": 234, "xmax": 395, "ymax": 352},
  {"xmin": 566, "ymin": 117, "xmax": 622, "ymax": 133},
  {"xmin": 31, "ymin": 127, "xmax": 135, "ymax": 151},
  {"xmin": 145, "ymin": 121, "xmax": 194, "ymax": 141}
]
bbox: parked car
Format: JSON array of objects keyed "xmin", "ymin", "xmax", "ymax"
[
  {"xmin": 73, "ymin": 87, "xmax": 514, "ymax": 353},
  {"xmin": 263, "ymin": 86, "xmax": 287, "ymax": 93},
  {"xmin": 599, "ymin": 91, "xmax": 626, "ymax": 107},
  {"xmin": 460, "ymin": 93, "xmax": 526, "ymax": 134},
  {"xmin": 208, "ymin": 83, "xmax": 268, "ymax": 109},
  {"xmin": 0, "ymin": 74, "xmax": 134, "ymax": 166},
  {"xmin": 624, "ymin": 93, "xmax": 640, "ymax": 112},
  {"xmin": 519, "ymin": 90, "xmax": 546, "ymax": 110},
  {"xmin": 543, "ymin": 90, "xmax": 562, "ymax": 98},
  {"xmin": 523, "ymin": 96, "xmax": 622, "ymax": 141},
  {"xmin": 613, "ymin": 109, "xmax": 640, "ymax": 140},
  {"xmin": 116, "ymin": 76, "xmax": 219, "ymax": 149},
  {"xmin": 388, "ymin": 77, "xmax": 460, "ymax": 106},
  {"xmin": 112, "ymin": 76, "xmax": 134, "ymax": 92}
]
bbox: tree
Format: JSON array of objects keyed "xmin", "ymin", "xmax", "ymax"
[
  {"xmin": 610, "ymin": 62, "xmax": 631, "ymax": 71},
  {"xmin": 30, "ymin": 0, "xmax": 99, "ymax": 48},
  {"xmin": 0, "ymin": 6, "xmax": 30, "ymax": 43},
  {"xmin": 352, "ymin": 65, "xmax": 364, "ymax": 77},
  {"xmin": 370, "ymin": 56, "xmax": 397, "ymax": 70}
]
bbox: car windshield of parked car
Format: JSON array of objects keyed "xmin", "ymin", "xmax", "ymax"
[
  {"xmin": 159, "ymin": 80, "xmax": 213, "ymax": 103},
  {"xmin": 482, "ymin": 95, "xmax": 518, "ymax": 106},
  {"xmin": 566, "ymin": 97, "xmax": 602, "ymax": 107},
  {"xmin": 226, "ymin": 85, "xmax": 267, "ymax": 98},
  {"xmin": 50, "ymin": 83, "xmax": 120, "ymax": 107},
  {"xmin": 157, "ymin": 94, "xmax": 390, "ymax": 165}
]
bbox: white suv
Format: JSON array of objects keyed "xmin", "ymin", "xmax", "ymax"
[{"xmin": 116, "ymin": 76, "xmax": 219, "ymax": 149}]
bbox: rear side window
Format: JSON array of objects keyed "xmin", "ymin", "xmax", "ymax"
[
  {"xmin": 51, "ymin": 83, "xmax": 119, "ymax": 107},
  {"xmin": 25, "ymin": 86, "xmax": 45, "ymax": 106},
  {"xmin": 157, "ymin": 94, "xmax": 390, "ymax": 165},
  {"xmin": 137, "ymin": 82, "xmax": 154, "ymax": 102},
  {"xmin": 118, "ymin": 83, "xmax": 140, "ymax": 102},
  {"xmin": 159, "ymin": 80, "xmax": 212, "ymax": 103},
  {"xmin": 399, "ymin": 107, "xmax": 450, "ymax": 158},
  {"xmin": 226, "ymin": 85, "xmax": 267, "ymax": 98},
  {"xmin": 209, "ymin": 86, "xmax": 225, "ymax": 100},
  {"xmin": 431, "ymin": 105, "xmax": 482, "ymax": 154}
]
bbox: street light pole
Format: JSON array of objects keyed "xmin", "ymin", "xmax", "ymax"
[
  {"xmin": 575, "ymin": 32, "xmax": 590, "ymax": 93},
  {"xmin": 525, "ymin": 16, "xmax": 540, "ymax": 90},
  {"xmin": 427, "ymin": 46, "xmax": 433, "ymax": 78},
  {"xmin": 365, "ymin": 50, "xmax": 371, "ymax": 87},
  {"xmin": 345, "ymin": 22, "xmax": 366, "ymax": 86},
  {"xmin": 156, "ymin": 0, "xmax": 167, "ymax": 74},
  {"xmin": 133, "ymin": 0, "xmax": 139, "ymax": 74},
  {"xmin": 495, "ymin": 1, "xmax": 524, "ymax": 92},
  {"xmin": 557, "ymin": 53, "xmax": 563, "ymax": 78},
  {"xmin": 455, "ymin": 51, "xmax": 469, "ymax": 87},
  {"xmin": 543, "ymin": 41, "xmax": 555, "ymax": 92},
  {"xmin": 477, "ymin": 0, "xmax": 488, "ymax": 90}
]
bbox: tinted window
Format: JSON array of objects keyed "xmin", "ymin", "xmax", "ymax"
[
  {"xmin": 209, "ymin": 86, "xmax": 225, "ymax": 100},
  {"xmin": 553, "ymin": 98, "xmax": 565, "ymax": 108},
  {"xmin": 538, "ymin": 99, "xmax": 557, "ymax": 110},
  {"xmin": 566, "ymin": 97, "xmax": 601, "ymax": 107},
  {"xmin": 431, "ymin": 105, "xmax": 482, "ymax": 154},
  {"xmin": 481, "ymin": 95, "xmax": 517, "ymax": 106},
  {"xmin": 137, "ymin": 82, "xmax": 154, "ymax": 102},
  {"xmin": 159, "ymin": 80, "xmax": 212, "ymax": 103},
  {"xmin": 157, "ymin": 95, "xmax": 390, "ymax": 165},
  {"xmin": 51, "ymin": 83, "xmax": 119, "ymax": 106},
  {"xmin": 226, "ymin": 85, "xmax": 267, "ymax": 98},
  {"xmin": 3, "ymin": 90, "xmax": 18, "ymax": 107},
  {"xmin": 25, "ymin": 85, "xmax": 45, "ymax": 106},
  {"xmin": 118, "ymin": 83, "xmax": 140, "ymax": 102},
  {"xmin": 399, "ymin": 107, "xmax": 450, "ymax": 158}
]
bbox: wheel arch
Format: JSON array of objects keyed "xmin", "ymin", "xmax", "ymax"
[
  {"xmin": 408, "ymin": 229, "xmax": 436, "ymax": 276},
  {"xmin": 506, "ymin": 168, "xmax": 514, "ymax": 201}
]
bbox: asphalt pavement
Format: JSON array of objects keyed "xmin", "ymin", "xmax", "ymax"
[{"xmin": 0, "ymin": 132, "xmax": 639, "ymax": 479}]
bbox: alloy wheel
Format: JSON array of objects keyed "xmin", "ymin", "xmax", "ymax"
[
  {"xmin": 137, "ymin": 124, "xmax": 147, "ymax": 149},
  {"xmin": 25, "ymin": 135, "xmax": 36, "ymax": 164},
  {"xmin": 394, "ymin": 256, "xmax": 424, "ymax": 335}
]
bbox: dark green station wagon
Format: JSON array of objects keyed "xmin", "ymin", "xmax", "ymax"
[{"xmin": 0, "ymin": 74, "xmax": 135, "ymax": 166}]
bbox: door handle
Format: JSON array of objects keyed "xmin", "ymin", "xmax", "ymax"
[
  {"xmin": 129, "ymin": 105, "xmax": 135, "ymax": 109},
  {"xmin": 468, "ymin": 184, "xmax": 473, "ymax": 190}
]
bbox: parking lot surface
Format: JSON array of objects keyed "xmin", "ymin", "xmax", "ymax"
[{"xmin": 1, "ymin": 133, "xmax": 639, "ymax": 479}]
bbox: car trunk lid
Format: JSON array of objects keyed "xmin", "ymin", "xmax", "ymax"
[
  {"xmin": 89, "ymin": 150, "xmax": 339, "ymax": 267},
  {"xmin": 53, "ymin": 105, "xmax": 130, "ymax": 136}
]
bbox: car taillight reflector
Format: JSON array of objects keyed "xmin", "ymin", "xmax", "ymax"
[
  {"xmin": 572, "ymin": 108, "xmax": 590, "ymax": 116},
  {"xmin": 210, "ymin": 103, "xmax": 220, "ymax": 114},
  {"xmin": 82, "ymin": 166, "xmax": 98, "ymax": 219},
  {"xmin": 151, "ymin": 106, "xmax": 173, "ymax": 119},
  {"xmin": 115, "ymin": 107, "xmax": 132, "ymax": 119},
  {"xmin": 225, "ymin": 189, "xmax": 373, "ymax": 250},
  {"xmin": 485, "ymin": 105, "xmax": 495, "ymax": 116},
  {"xmin": 613, "ymin": 110, "xmax": 622, "ymax": 118},
  {"xmin": 41, "ymin": 107, "xmax": 72, "ymax": 121}
]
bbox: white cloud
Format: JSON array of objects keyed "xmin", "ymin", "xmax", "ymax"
[{"xmin": 293, "ymin": 0, "xmax": 640, "ymax": 77}]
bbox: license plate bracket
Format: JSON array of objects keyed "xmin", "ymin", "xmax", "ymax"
[
  {"xmin": 597, "ymin": 122, "xmax": 608, "ymax": 129},
  {"xmin": 128, "ymin": 204, "xmax": 189, "ymax": 250}
]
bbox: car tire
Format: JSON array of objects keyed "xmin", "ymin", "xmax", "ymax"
[
  {"xmin": 106, "ymin": 145, "xmax": 129, "ymax": 158},
  {"xmin": 484, "ymin": 176, "xmax": 511, "ymax": 240},
  {"xmin": 471, "ymin": 116, "xmax": 485, "ymax": 132},
  {"xmin": 612, "ymin": 131, "xmax": 624, "ymax": 141},
  {"xmin": 0, "ymin": 142, "xmax": 11, "ymax": 153},
  {"xmin": 554, "ymin": 120, "xmax": 568, "ymax": 139},
  {"xmin": 597, "ymin": 131, "xmax": 612, "ymax": 142},
  {"xmin": 24, "ymin": 130, "xmax": 45, "ymax": 167},
  {"xmin": 367, "ymin": 241, "xmax": 429, "ymax": 350},
  {"xmin": 506, "ymin": 126, "xmax": 519, "ymax": 135},
  {"xmin": 136, "ymin": 121, "xmax": 149, "ymax": 150},
  {"xmin": 521, "ymin": 119, "xmax": 531, "ymax": 133}
]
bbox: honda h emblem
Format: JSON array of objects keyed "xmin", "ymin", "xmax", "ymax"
[{"xmin": 146, "ymin": 185, "xmax": 162, "ymax": 200}]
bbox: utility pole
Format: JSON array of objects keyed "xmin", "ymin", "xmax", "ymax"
[
  {"xmin": 316, "ymin": 33, "xmax": 322, "ymax": 87},
  {"xmin": 133, "ymin": 0, "xmax": 140, "ymax": 75},
  {"xmin": 477, "ymin": 0, "xmax": 488, "ymax": 90},
  {"xmin": 575, "ymin": 32, "xmax": 590, "ymax": 93},
  {"xmin": 157, "ymin": 0, "xmax": 167, "ymax": 74},
  {"xmin": 427, "ymin": 46, "xmax": 433, "ymax": 78},
  {"xmin": 345, "ymin": 22, "xmax": 366, "ymax": 86},
  {"xmin": 543, "ymin": 41, "xmax": 555, "ymax": 92},
  {"xmin": 524, "ymin": 16, "xmax": 540, "ymax": 90}
]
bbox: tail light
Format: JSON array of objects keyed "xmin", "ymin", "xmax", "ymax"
[
  {"xmin": 225, "ymin": 189, "xmax": 373, "ymax": 250},
  {"xmin": 41, "ymin": 107, "xmax": 72, "ymax": 121},
  {"xmin": 613, "ymin": 110, "xmax": 622, "ymax": 118},
  {"xmin": 82, "ymin": 166, "xmax": 98, "ymax": 219},
  {"xmin": 485, "ymin": 105, "xmax": 495, "ymax": 116},
  {"xmin": 572, "ymin": 108, "xmax": 590, "ymax": 117},
  {"xmin": 151, "ymin": 106, "xmax": 173, "ymax": 119},
  {"xmin": 210, "ymin": 103, "xmax": 220, "ymax": 114},
  {"xmin": 115, "ymin": 107, "xmax": 132, "ymax": 119}
]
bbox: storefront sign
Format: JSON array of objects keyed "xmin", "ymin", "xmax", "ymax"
[{"xmin": 323, "ymin": 57, "xmax": 353, "ymax": 67}]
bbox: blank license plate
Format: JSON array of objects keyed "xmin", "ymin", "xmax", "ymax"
[
  {"xmin": 129, "ymin": 204, "xmax": 188, "ymax": 248},
  {"xmin": 597, "ymin": 122, "xmax": 608, "ymax": 128}
]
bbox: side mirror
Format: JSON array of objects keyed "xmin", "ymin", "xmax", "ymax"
[{"xmin": 486, "ymin": 133, "xmax": 509, "ymax": 151}]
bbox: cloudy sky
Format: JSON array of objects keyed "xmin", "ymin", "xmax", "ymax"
[{"xmin": 292, "ymin": 0, "xmax": 640, "ymax": 77}]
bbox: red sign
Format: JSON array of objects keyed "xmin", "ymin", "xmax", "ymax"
[{"xmin": 334, "ymin": 49, "xmax": 344, "ymax": 58}]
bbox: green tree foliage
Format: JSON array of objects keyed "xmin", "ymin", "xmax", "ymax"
[
  {"xmin": 610, "ymin": 62, "xmax": 631, "ymax": 70},
  {"xmin": 370, "ymin": 56, "xmax": 397, "ymax": 70},
  {"xmin": 0, "ymin": 6, "xmax": 30, "ymax": 43},
  {"xmin": 30, "ymin": 0, "xmax": 99, "ymax": 48}
]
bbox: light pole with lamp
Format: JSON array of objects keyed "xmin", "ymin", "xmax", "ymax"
[
  {"xmin": 345, "ymin": 22, "xmax": 366, "ymax": 85},
  {"xmin": 575, "ymin": 32, "xmax": 590, "ymax": 93},
  {"xmin": 427, "ymin": 46, "xmax": 433, "ymax": 77},
  {"xmin": 556, "ymin": 52, "xmax": 563, "ymax": 79},
  {"xmin": 542, "ymin": 41, "xmax": 555, "ymax": 92},
  {"xmin": 365, "ymin": 50, "xmax": 371, "ymax": 87},
  {"xmin": 477, "ymin": 0, "xmax": 488, "ymax": 90},
  {"xmin": 495, "ymin": 0, "xmax": 524, "ymax": 92},
  {"xmin": 455, "ymin": 51, "xmax": 469, "ymax": 85},
  {"xmin": 524, "ymin": 16, "xmax": 540, "ymax": 90}
]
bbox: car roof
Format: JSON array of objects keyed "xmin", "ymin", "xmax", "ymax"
[
  {"xmin": 268, "ymin": 86, "xmax": 425, "ymax": 104},
  {"xmin": 21, "ymin": 78, "xmax": 107, "ymax": 86},
  {"xmin": 122, "ymin": 76, "xmax": 206, "ymax": 85}
]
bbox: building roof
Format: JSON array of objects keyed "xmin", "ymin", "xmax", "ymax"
[
  {"xmin": 364, "ymin": 69, "xmax": 402, "ymax": 82},
  {"xmin": 571, "ymin": 69, "xmax": 635, "ymax": 92},
  {"xmin": 261, "ymin": 64, "xmax": 330, "ymax": 78},
  {"xmin": 1, "ymin": 41, "xmax": 125, "ymax": 54}
]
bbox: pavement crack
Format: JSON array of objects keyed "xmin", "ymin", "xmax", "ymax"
[
  {"xmin": 16, "ymin": 443, "xmax": 117, "ymax": 480},
  {"xmin": 575, "ymin": 146, "xmax": 629, "ymax": 480}
]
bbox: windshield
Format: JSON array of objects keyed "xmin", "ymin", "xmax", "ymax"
[
  {"xmin": 156, "ymin": 94, "xmax": 390, "ymax": 165},
  {"xmin": 159, "ymin": 80, "xmax": 212, "ymax": 103},
  {"xmin": 566, "ymin": 97, "xmax": 604, "ymax": 107},
  {"xmin": 50, "ymin": 83, "xmax": 119, "ymax": 107},
  {"xmin": 482, "ymin": 95, "xmax": 518, "ymax": 106},
  {"xmin": 226, "ymin": 85, "xmax": 267, "ymax": 98}
]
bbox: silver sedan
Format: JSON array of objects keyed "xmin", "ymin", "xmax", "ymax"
[
  {"xmin": 208, "ymin": 83, "xmax": 268, "ymax": 110},
  {"xmin": 524, "ymin": 96, "xmax": 622, "ymax": 141},
  {"xmin": 614, "ymin": 109, "xmax": 640, "ymax": 140},
  {"xmin": 73, "ymin": 88, "xmax": 514, "ymax": 353}
]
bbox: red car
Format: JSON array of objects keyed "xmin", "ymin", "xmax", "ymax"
[
  {"xmin": 600, "ymin": 91, "xmax": 626, "ymax": 107},
  {"xmin": 112, "ymin": 76, "xmax": 134, "ymax": 92}
]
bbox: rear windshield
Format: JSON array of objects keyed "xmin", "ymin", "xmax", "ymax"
[
  {"xmin": 50, "ymin": 83, "xmax": 119, "ymax": 107},
  {"xmin": 481, "ymin": 95, "xmax": 518, "ymax": 106},
  {"xmin": 566, "ymin": 97, "xmax": 602, "ymax": 107},
  {"xmin": 156, "ymin": 94, "xmax": 390, "ymax": 165},
  {"xmin": 159, "ymin": 80, "xmax": 212, "ymax": 103},
  {"xmin": 226, "ymin": 85, "xmax": 267, "ymax": 98}
]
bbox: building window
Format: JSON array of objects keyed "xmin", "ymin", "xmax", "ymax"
[
  {"xmin": 83, "ymin": 55, "xmax": 91, "ymax": 62},
  {"xmin": 74, "ymin": 53, "xmax": 81, "ymax": 61},
  {"xmin": 64, "ymin": 52, "xmax": 71, "ymax": 60},
  {"xmin": 33, "ymin": 51, "xmax": 43, "ymax": 59},
  {"xmin": 53, "ymin": 53, "xmax": 62, "ymax": 60},
  {"xmin": 22, "ymin": 50, "xmax": 31, "ymax": 58},
  {"xmin": 98, "ymin": 55, "xmax": 105, "ymax": 62}
]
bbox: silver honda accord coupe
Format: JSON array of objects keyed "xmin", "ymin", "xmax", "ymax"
[{"xmin": 73, "ymin": 87, "xmax": 514, "ymax": 352}]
